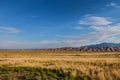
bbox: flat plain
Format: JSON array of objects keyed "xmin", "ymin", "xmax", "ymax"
[{"xmin": 0, "ymin": 50, "xmax": 120, "ymax": 80}]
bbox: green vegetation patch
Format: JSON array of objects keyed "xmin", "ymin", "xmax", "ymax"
[{"xmin": 0, "ymin": 67, "xmax": 93, "ymax": 80}]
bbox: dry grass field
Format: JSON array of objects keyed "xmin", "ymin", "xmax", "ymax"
[{"xmin": 0, "ymin": 50, "xmax": 120, "ymax": 80}]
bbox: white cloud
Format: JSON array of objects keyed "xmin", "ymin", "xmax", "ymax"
[
  {"xmin": 79, "ymin": 15, "xmax": 112, "ymax": 26},
  {"xmin": 72, "ymin": 15, "xmax": 120, "ymax": 45},
  {"xmin": 74, "ymin": 23, "xmax": 120, "ymax": 44},
  {"xmin": 0, "ymin": 27, "xmax": 21, "ymax": 33},
  {"xmin": 89, "ymin": 24, "xmax": 120, "ymax": 41},
  {"xmin": 92, "ymin": 24, "xmax": 120, "ymax": 35},
  {"xmin": 105, "ymin": 2, "xmax": 119, "ymax": 8}
]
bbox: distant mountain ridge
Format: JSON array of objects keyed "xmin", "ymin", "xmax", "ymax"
[
  {"xmin": 82, "ymin": 42, "xmax": 120, "ymax": 48},
  {"xmin": 46, "ymin": 42, "xmax": 120, "ymax": 52},
  {"xmin": 1, "ymin": 42, "xmax": 120, "ymax": 52}
]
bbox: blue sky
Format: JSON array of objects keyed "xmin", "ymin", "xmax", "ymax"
[{"xmin": 0, "ymin": 0, "xmax": 120, "ymax": 49}]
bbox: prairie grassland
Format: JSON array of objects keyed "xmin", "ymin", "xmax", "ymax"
[{"xmin": 0, "ymin": 50, "xmax": 120, "ymax": 80}]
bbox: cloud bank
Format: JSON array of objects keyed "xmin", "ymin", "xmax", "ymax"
[{"xmin": 77, "ymin": 15, "xmax": 120, "ymax": 43}]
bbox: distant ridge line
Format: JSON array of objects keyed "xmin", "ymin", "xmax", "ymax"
[
  {"xmin": 41, "ymin": 42, "xmax": 120, "ymax": 52},
  {"xmin": 1, "ymin": 43, "xmax": 120, "ymax": 52},
  {"xmin": 44, "ymin": 46, "xmax": 120, "ymax": 52},
  {"xmin": 0, "ymin": 46, "xmax": 120, "ymax": 52}
]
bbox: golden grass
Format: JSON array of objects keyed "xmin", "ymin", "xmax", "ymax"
[{"xmin": 0, "ymin": 50, "xmax": 120, "ymax": 80}]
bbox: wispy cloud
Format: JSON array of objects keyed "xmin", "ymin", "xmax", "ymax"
[
  {"xmin": 84, "ymin": 23, "xmax": 120, "ymax": 42},
  {"xmin": 79, "ymin": 15, "xmax": 112, "ymax": 26},
  {"xmin": 0, "ymin": 27, "xmax": 21, "ymax": 33},
  {"xmin": 105, "ymin": 2, "xmax": 119, "ymax": 8},
  {"xmin": 76, "ymin": 15, "xmax": 120, "ymax": 44},
  {"xmin": 74, "ymin": 26, "xmax": 84, "ymax": 30}
]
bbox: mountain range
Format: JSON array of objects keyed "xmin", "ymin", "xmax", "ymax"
[
  {"xmin": 46, "ymin": 42, "xmax": 120, "ymax": 52},
  {"xmin": 82, "ymin": 42, "xmax": 120, "ymax": 48}
]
